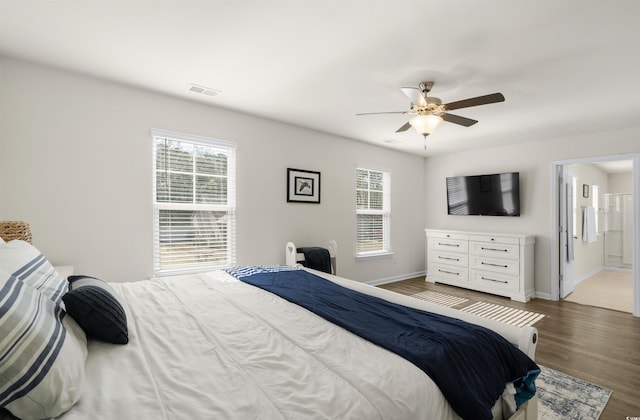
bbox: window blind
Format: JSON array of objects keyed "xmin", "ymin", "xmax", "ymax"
[
  {"xmin": 356, "ymin": 168, "xmax": 390, "ymax": 255},
  {"xmin": 152, "ymin": 130, "xmax": 236, "ymax": 275}
]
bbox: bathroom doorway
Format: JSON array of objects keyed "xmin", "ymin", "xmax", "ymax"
[{"xmin": 551, "ymin": 154, "xmax": 639, "ymax": 317}]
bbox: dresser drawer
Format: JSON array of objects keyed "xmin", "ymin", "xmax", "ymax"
[
  {"xmin": 428, "ymin": 231, "xmax": 469, "ymax": 241},
  {"xmin": 469, "ymin": 241, "xmax": 519, "ymax": 260},
  {"xmin": 470, "ymin": 256, "xmax": 520, "ymax": 275},
  {"xmin": 430, "ymin": 264, "xmax": 469, "ymax": 284},
  {"xmin": 469, "ymin": 269, "xmax": 519, "ymax": 292},
  {"xmin": 432, "ymin": 251, "xmax": 468, "ymax": 267},
  {"xmin": 469, "ymin": 234, "xmax": 520, "ymax": 245},
  {"xmin": 430, "ymin": 238, "xmax": 468, "ymax": 254}
]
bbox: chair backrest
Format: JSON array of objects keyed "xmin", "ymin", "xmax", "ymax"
[{"xmin": 286, "ymin": 240, "xmax": 337, "ymax": 274}]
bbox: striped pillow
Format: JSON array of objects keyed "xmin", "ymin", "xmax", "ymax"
[
  {"xmin": 0, "ymin": 240, "xmax": 68, "ymax": 304},
  {"xmin": 0, "ymin": 271, "xmax": 87, "ymax": 419}
]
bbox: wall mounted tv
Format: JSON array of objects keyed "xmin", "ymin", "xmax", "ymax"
[{"xmin": 446, "ymin": 172, "xmax": 520, "ymax": 216}]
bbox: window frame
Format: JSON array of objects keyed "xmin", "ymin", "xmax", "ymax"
[
  {"xmin": 355, "ymin": 166, "xmax": 392, "ymax": 258},
  {"xmin": 151, "ymin": 129, "xmax": 237, "ymax": 276}
]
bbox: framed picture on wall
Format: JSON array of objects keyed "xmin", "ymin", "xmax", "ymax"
[
  {"xmin": 287, "ymin": 168, "xmax": 321, "ymax": 203},
  {"xmin": 583, "ymin": 184, "xmax": 589, "ymax": 198}
]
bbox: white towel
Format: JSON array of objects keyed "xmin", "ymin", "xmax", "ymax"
[{"xmin": 582, "ymin": 206, "xmax": 597, "ymax": 243}]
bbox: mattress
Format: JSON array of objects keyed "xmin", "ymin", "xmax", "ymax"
[{"xmin": 55, "ymin": 269, "xmax": 530, "ymax": 419}]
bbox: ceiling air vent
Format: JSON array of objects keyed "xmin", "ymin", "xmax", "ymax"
[{"xmin": 187, "ymin": 84, "xmax": 221, "ymax": 97}]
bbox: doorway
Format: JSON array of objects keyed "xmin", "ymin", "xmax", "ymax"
[{"xmin": 551, "ymin": 153, "xmax": 640, "ymax": 317}]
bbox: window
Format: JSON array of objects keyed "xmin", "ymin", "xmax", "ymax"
[
  {"xmin": 356, "ymin": 167, "xmax": 391, "ymax": 256},
  {"xmin": 152, "ymin": 129, "xmax": 236, "ymax": 275}
]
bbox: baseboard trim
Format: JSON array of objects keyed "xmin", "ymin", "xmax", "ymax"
[
  {"xmin": 366, "ymin": 271, "xmax": 426, "ymax": 286},
  {"xmin": 573, "ymin": 266, "xmax": 603, "ymax": 286},
  {"xmin": 535, "ymin": 291, "xmax": 554, "ymax": 301},
  {"xmin": 602, "ymin": 265, "xmax": 633, "ymax": 273}
]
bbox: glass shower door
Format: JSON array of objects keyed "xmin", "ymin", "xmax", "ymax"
[{"xmin": 604, "ymin": 193, "xmax": 633, "ymax": 269}]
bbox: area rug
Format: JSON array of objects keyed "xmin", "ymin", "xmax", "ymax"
[
  {"xmin": 460, "ymin": 301, "xmax": 545, "ymax": 327},
  {"xmin": 409, "ymin": 290, "xmax": 469, "ymax": 307},
  {"xmin": 537, "ymin": 365, "xmax": 612, "ymax": 420}
]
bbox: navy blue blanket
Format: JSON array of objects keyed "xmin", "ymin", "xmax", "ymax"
[{"xmin": 227, "ymin": 266, "xmax": 539, "ymax": 420}]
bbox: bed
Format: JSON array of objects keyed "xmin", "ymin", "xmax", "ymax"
[{"xmin": 1, "ymin": 232, "xmax": 539, "ymax": 420}]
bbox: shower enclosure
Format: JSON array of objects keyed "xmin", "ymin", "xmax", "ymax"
[{"xmin": 604, "ymin": 193, "xmax": 634, "ymax": 269}]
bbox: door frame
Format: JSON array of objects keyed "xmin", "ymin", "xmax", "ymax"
[
  {"xmin": 550, "ymin": 153, "xmax": 640, "ymax": 317},
  {"xmin": 558, "ymin": 168, "xmax": 575, "ymax": 298}
]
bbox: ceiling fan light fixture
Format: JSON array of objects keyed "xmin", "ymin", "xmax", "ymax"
[{"xmin": 409, "ymin": 114, "xmax": 443, "ymax": 136}]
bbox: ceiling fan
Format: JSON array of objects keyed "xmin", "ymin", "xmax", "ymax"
[{"xmin": 356, "ymin": 81, "xmax": 505, "ymax": 148}]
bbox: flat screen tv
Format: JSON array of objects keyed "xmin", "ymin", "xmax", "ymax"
[{"xmin": 446, "ymin": 172, "xmax": 520, "ymax": 216}]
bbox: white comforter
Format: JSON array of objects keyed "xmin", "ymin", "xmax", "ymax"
[{"xmin": 60, "ymin": 271, "xmax": 465, "ymax": 419}]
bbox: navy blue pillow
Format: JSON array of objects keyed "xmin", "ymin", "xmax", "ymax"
[{"xmin": 62, "ymin": 275, "xmax": 128, "ymax": 344}]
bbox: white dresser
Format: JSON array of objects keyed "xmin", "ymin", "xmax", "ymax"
[{"xmin": 425, "ymin": 229, "xmax": 535, "ymax": 302}]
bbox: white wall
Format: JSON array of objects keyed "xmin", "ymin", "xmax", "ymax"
[
  {"xmin": 609, "ymin": 172, "xmax": 633, "ymax": 193},
  {"xmin": 0, "ymin": 56, "xmax": 425, "ymax": 283},
  {"xmin": 3, "ymin": 55, "xmax": 639, "ymax": 296},
  {"xmin": 424, "ymin": 129, "xmax": 640, "ymax": 296}
]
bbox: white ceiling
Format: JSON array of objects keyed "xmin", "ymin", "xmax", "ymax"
[
  {"xmin": 1, "ymin": 1, "xmax": 640, "ymax": 157},
  {"xmin": 593, "ymin": 160, "xmax": 634, "ymax": 174}
]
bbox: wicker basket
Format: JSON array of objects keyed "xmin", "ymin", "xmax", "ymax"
[{"xmin": 0, "ymin": 221, "xmax": 33, "ymax": 243}]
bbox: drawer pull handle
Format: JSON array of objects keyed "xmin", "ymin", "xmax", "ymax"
[
  {"xmin": 481, "ymin": 262, "xmax": 508, "ymax": 268},
  {"xmin": 438, "ymin": 269, "xmax": 460, "ymax": 276},
  {"xmin": 438, "ymin": 256, "xmax": 460, "ymax": 261},
  {"xmin": 481, "ymin": 276, "xmax": 508, "ymax": 284},
  {"xmin": 481, "ymin": 247, "xmax": 508, "ymax": 252},
  {"xmin": 438, "ymin": 242, "xmax": 460, "ymax": 247}
]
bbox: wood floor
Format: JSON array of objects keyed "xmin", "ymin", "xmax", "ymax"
[{"xmin": 378, "ymin": 277, "xmax": 640, "ymax": 420}]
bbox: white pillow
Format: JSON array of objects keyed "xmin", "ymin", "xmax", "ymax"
[
  {"xmin": 0, "ymin": 271, "xmax": 87, "ymax": 419},
  {"xmin": 0, "ymin": 240, "xmax": 68, "ymax": 304}
]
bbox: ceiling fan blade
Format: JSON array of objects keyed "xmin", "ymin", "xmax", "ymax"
[
  {"xmin": 395, "ymin": 121, "xmax": 412, "ymax": 132},
  {"xmin": 356, "ymin": 111, "xmax": 406, "ymax": 116},
  {"xmin": 443, "ymin": 92, "xmax": 505, "ymax": 111},
  {"xmin": 441, "ymin": 113, "xmax": 478, "ymax": 127},
  {"xmin": 401, "ymin": 87, "xmax": 427, "ymax": 106}
]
